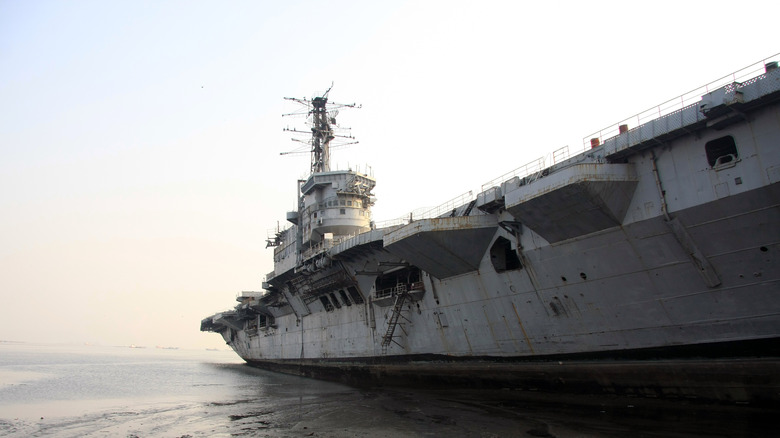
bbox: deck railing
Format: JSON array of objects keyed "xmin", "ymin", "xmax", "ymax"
[
  {"xmin": 480, "ymin": 145, "xmax": 571, "ymax": 192},
  {"xmin": 583, "ymin": 53, "xmax": 780, "ymax": 150},
  {"xmin": 375, "ymin": 283, "xmax": 407, "ymax": 300},
  {"xmin": 375, "ymin": 281, "xmax": 424, "ymax": 300},
  {"xmin": 374, "ymin": 190, "xmax": 473, "ymax": 229},
  {"xmin": 300, "ymin": 231, "xmax": 361, "ymax": 260}
]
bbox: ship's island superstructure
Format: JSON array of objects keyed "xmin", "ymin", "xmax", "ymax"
[{"xmin": 202, "ymin": 58, "xmax": 780, "ymax": 404}]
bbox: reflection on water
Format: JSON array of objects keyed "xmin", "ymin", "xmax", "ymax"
[{"xmin": 0, "ymin": 343, "xmax": 774, "ymax": 437}]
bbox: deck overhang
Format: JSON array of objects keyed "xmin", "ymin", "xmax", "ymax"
[
  {"xmin": 504, "ymin": 163, "xmax": 638, "ymax": 243},
  {"xmin": 383, "ymin": 215, "xmax": 498, "ymax": 279},
  {"xmin": 200, "ymin": 311, "xmax": 244, "ymax": 332}
]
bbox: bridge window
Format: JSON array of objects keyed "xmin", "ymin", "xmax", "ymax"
[{"xmin": 705, "ymin": 135, "xmax": 738, "ymax": 167}]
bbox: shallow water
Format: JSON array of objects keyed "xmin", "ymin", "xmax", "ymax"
[{"xmin": 0, "ymin": 342, "xmax": 773, "ymax": 437}]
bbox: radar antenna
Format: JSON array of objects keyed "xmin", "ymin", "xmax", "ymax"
[{"xmin": 281, "ymin": 84, "xmax": 361, "ymax": 174}]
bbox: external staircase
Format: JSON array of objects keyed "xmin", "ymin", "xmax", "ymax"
[{"xmin": 381, "ymin": 287, "xmax": 411, "ymax": 354}]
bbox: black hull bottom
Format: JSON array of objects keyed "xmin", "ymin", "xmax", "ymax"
[{"xmin": 243, "ymin": 338, "xmax": 780, "ymax": 406}]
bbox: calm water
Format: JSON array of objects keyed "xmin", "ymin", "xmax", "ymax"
[{"xmin": 0, "ymin": 342, "xmax": 773, "ymax": 437}]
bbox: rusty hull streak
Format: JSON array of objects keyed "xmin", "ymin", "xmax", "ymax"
[{"xmin": 511, "ymin": 301, "xmax": 535, "ymax": 354}]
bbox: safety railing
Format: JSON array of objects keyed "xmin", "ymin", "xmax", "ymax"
[
  {"xmin": 300, "ymin": 232, "xmax": 359, "ymax": 260},
  {"xmin": 374, "ymin": 190, "xmax": 474, "ymax": 229},
  {"xmin": 236, "ymin": 290, "xmax": 264, "ymax": 300},
  {"xmin": 375, "ymin": 283, "xmax": 408, "ymax": 300},
  {"xmin": 375, "ymin": 281, "xmax": 424, "ymax": 300},
  {"xmin": 480, "ymin": 145, "xmax": 571, "ymax": 192},
  {"xmin": 416, "ymin": 190, "xmax": 473, "ymax": 220},
  {"xmin": 583, "ymin": 53, "xmax": 780, "ymax": 150}
]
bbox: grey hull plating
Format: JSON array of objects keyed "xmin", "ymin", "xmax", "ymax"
[{"xmin": 203, "ymin": 59, "xmax": 780, "ymax": 404}]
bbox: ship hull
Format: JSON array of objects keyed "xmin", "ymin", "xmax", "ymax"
[
  {"xmin": 203, "ymin": 61, "xmax": 780, "ymax": 404},
  {"xmin": 244, "ymin": 339, "xmax": 780, "ymax": 405},
  {"xmin": 228, "ymin": 180, "xmax": 780, "ymax": 405},
  {"xmin": 219, "ymin": 178, "xmax": 780, "ymax": 405},
  {"xmin": 227, "ymin": 182, "xmax": 779, "ymax": 350},
  {"xmin": 221, "ymin": 179, "xmax": 780, "ymax": 404}
]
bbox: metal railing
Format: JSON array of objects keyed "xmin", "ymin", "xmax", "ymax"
[
  {"xmin": 480, "ymin": 145, "xmax": 571, "ymax": 191},
  {"xmin": 375, "ymin": 283, "xmax": 408, "ymax": 300},
  {"xmin": 481, "ymin": 157, "xmax": 544, "ymax": 191},
  {"xmin": 375, "ymin": 281, "xmax": 424, "ymax": 300},
  {"xmin": 373, "ymin": 214, "xmax": 421, "ymax": 229},
  {"xmin": 236, "ymin": 290, "xmax": 264, "ymax": 300},
  {"xmin": 374, "ymin": 190, "xmax": 474, "ymax": 229},
  {"xmin": 374, "ymin": 144, "xmax": 572, "ymax": 229},
  {"xmin": 300, "ymin": 231, "xmax": 362, "ymax": 260},
  {"xmin": 583, "ymin": 53, "xmax": 780, "ymax": 150},
  {"xmin": 416, "ymin": 190, "xmax": 473, "ymax": 219}
]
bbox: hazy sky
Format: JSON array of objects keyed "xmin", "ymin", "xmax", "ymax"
[{"xmin": 1, "ymin": 0, "xmax": 777, "ymax": 350}]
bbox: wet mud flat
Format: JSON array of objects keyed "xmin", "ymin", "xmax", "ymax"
[
  {"xmin": 1, "ymin": 384, "xmax": 774, "ymax": 438},
  {"xmin": 0, "ymin": 348, "xmax": 774, "ymax": 438},
  {"xmin": 215, "ymin": 388, "xmax": 776, "ymax": 438}
]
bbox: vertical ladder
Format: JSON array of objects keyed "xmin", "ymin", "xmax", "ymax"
[{"xmin": 381, "ymin": 290, "xmax": 410, "ymax": 354}]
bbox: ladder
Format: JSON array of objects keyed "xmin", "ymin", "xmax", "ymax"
[
  {"xmin": 462, "ymin": 200, "xmax": 477, "ymax": 216},
  {"xmin": 381, "ymin": 289, "xmax": 410, "ymax": 354}
]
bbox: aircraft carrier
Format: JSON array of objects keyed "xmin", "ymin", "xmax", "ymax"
[{"xmin": 202, "ymin": 56, "xmax": 780, "ymax": 405}]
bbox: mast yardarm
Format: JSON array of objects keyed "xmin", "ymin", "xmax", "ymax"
[{"xmin": 281, "ymin": 85, "xmax": 360, "ymax": 175}]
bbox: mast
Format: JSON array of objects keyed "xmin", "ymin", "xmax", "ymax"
[
  {"xmin": 281, "ymin": 84, "xmax": 360, "ymax": 175},
  {"xmin": 310, "ymin": 95, "xmax": 333, "ymax": 173}
]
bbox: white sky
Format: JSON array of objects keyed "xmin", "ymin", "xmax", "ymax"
[{"xmin": 1, "ymin": 0, "xmax": 777, "ymax": 350}]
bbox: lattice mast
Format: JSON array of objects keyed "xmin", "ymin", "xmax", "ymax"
[
  {"xmin": 310, "ymin": 95, "xmax": 332, "ymax": 173},
  {"xmin": 282, "ymin": 84, "xmax": 360, "ymax": 175}
]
